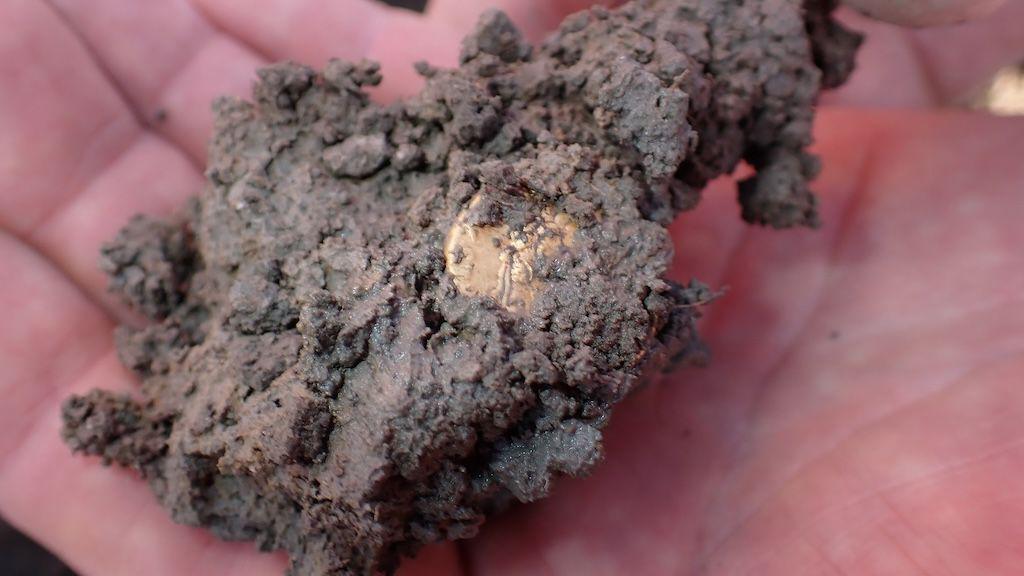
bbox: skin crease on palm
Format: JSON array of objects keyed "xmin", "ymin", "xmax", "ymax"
[{"xmin": 0, "ymin": 0, "xmax": 1022, "ymax": 574}]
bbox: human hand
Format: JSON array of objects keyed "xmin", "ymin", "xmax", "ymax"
[
  {"xmin": 844, "ymin": 0, "xmax": 1007, "ymax": 26},
  {"xmin": 0, "ymin": 1, "xmax": 1021, "ymax": 575}
]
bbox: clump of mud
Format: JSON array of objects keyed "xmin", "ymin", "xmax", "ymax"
[{"xmin": 62, "ymin": 1, "xmax": 860, "ymax": 574}]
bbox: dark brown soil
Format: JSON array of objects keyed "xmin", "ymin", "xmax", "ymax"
[{"xmin": 62, "ymin": 1, "xmax": 860, "ymax": 574}]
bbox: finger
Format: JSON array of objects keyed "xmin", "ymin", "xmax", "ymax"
[
  {"xmin": 0, "ymin": 356, "xmax": 289, "ymax": 576},
  {"xmin": 0, "ymin": 234, "xmax": 112, "ymax": 463},
  {"xmin": 0, "ymin": 0, "xmax": 202, "ymax": 321},
  {"xmin": 191, "ymin": 0, "xmax": 397, "ymax": 63},
  {"xmin": 426, "ymin": 0, "xmax": 624, "ymax": 42},
  {"xmin": 827, "ymin": 1, "xmax": 1024, "ymax": 106},
  {"xmin": 913, "ymin": 0, "xmax": 1024, "ymax": 103},
  {"xmin": 0, "ymin": 233, "xmax": 286, "ymax": 576},
  {"xmin": 46, "ymin": 0, "xmax": 268, "ymax": 163},
  {"xmin": 822, "ymin": 12, "xmax": 943, "ymax": 107},
  {"xmin": 0, "ymin": 0, "xmax": 137, "ymax": 238},
  {"xmin": 29, "ymin": 135, "xmax": 203, "ymax": 318},
  {"xmin": 190, "ymin": 0, "xmax": 621, "ymax": 100},
  {"xmin": 843, "ymin": 0, "xmax": 1007, "ymax": 26},
  {"xmin": 190, "ymin": 0, "xmax": 431, "ymax": 99}
]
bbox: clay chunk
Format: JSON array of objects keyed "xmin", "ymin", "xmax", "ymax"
[{"xmin": 61, "ymin": 1, "xmax": 860, "ymax": 574}]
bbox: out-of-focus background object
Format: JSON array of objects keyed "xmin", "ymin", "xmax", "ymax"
[
  {"xmin": 1, "ymin": 520, "xmax": 74, "ymax": 576},
  {"xmin": 979, "ymin": 62, "xmax": 1024, "ymax": 114},
  {"xmin": 385, "ymin": 0, "xmax": 426, "ymax": 9}
]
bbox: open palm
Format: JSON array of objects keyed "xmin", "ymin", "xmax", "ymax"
[{"xmin": 1, "ymin": 1, "xmax": 1022, "ymax": 575}]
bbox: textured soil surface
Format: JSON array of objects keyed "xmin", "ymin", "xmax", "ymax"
[{"xmin": 62, "ymin": 1, "xmax": 860, "ymax": 574}]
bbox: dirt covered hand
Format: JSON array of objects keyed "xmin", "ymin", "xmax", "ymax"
[{"xmin": 1, "ymin": 1, "xmax": 1023, "ymax": 576}]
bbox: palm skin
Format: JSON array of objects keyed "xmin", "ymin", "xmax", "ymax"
[{"xmin": 0, "ymin": 0, "xmax": 1022, "ymax": 575}]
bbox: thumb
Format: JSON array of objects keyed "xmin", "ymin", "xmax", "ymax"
[{"xmin": 842, "ymin": 0, "xmax": 1008, "ymax": 26}]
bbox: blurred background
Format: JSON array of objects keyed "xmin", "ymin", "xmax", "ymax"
[
  {"xmin": 1, "ymin": 0, "xmax": 1020, "ymax": 573},
  {"xmin": 981, "ymin": 62, "xmax": 1024, "ymax": 114},
  {"xmin": 0, "ymin": 522, "xmax": 74, "ymax": 576}
]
